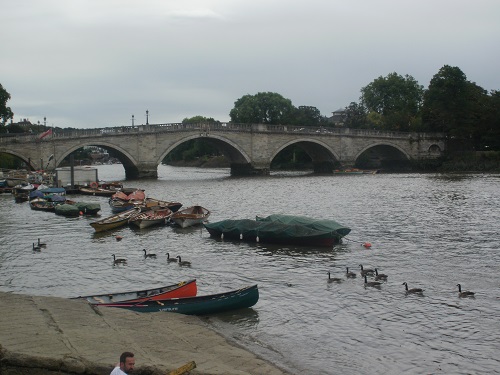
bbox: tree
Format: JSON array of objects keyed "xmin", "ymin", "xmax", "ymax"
[
  {"xmin": 182, "ymin": 115, "xmax": 218, "ymax": 124},
  {"xmin": 421, "ymin": 65, "xmax": 470, "ymax": 133},
  {"xmin": 229, "ymin": 92, "xmax": 295, "ymax": 125},
  {"xmin": 290, "ymin": 106, "xmax": 324, "ymax": 126},
  {"xmin": 360, "ymin": 72, "xmax": 424, "ymax": 131},
  {"xmin": 0, "ymin": 83, "xmax": 14, "ymax": 127},
  {"xmin": 421, "ymin": 65, "xmax": 489, "ymax": 150},
  {"xmin": 478, "ymin": 90, "xmax": 500, "ymax": 151},
  {"xmin": 343, "ymin": 102, "xmax": 367, "ymax": 128}
]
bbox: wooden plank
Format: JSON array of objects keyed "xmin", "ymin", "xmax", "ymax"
[{"xmin": 168, "ymin": 361, "xmax": 196, "ymax": 375}]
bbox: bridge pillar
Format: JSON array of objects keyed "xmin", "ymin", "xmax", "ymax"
[
  {"xmin": 130, "ymin": 163, "xmax": 158, "ymax": 179},
  {"xmin": 230, "ymin": 162, "xmax": 270, "ymax": 176}
]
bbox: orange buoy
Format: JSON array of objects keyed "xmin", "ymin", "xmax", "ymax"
[
  {"xmin": 116, "ymin": 235, "xmax": 123, "ymax": 241},
  {"xmin": 90, "ymin": 181, "xmax": 98, "ymax": 189},
  {"xmin": 363, "ymin": 242, "xmax": 372, "ymax": 248}
]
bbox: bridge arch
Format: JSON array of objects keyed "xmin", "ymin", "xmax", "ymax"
[
  {"xmin": 354, "ymin": 142, "xmax": 411, "ymax": 169},
  {"xmin": 158, "ymin": 134, "xmax": 252, "ymax": 167},
  {"xmin": 0, "ymin": 148, "xmax": 34, "ymax": 170},
  {"xmin": 57, "ymin": 141, "xmax": 140, "ymax": 179},
  {"xmin": 271, "ymin": 138, "xmax": 341, "ymax": 173}
]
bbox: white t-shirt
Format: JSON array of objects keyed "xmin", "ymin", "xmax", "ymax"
[{"xmin": 110, "ymin": 367, "xmax": 127, "ymax": 375}]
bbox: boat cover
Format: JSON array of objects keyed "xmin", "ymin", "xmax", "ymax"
[
  {"xmin": 256, "ymin": 214, "xmax": 351, "ymax": 236},
  {"xmin": 75, "ymin": 202, "xmax": 101, "ymax": 212},
  {"xmin": 204, "ymin": 219, "xmax": 348, "ymax": 243},
  {"xmin": 55, "ymin": 203, "xmax": 80, "ymax": 216}
]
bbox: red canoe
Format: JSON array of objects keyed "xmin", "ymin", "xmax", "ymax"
[{"xmin": 73, "ymin": 279, "xmax": 197, "ymax": 304}]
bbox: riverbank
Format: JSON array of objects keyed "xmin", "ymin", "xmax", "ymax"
[{"xmin": 0, "ymin": 291, "xmax": 290, "ymax": 375}]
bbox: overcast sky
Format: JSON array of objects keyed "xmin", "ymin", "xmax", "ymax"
[{"xmin": 2, "ymin": 0, "xmax": 500, "ymax": 129}]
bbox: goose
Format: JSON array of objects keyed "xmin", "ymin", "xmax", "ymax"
[
  {"xmin": 327, "ymin": 272, "xmax": 342, "ymax": 283},
  {"xmin": 37, "ymin": 238, "xmax": 47, "ymax": 248},
  {"xmin": 176, "ymin": 256, "xmax": 191, "ymax": 266},
  {"xmin": 359, "ymin": 264, "xmax": 374, "ymax": 276},
  {"xmin": 143, "ymin": 249, "xmax": 157, "ymax": 258},
  {"xmin": 32, "ymin": 243, "xmax": 42, "ymax": 252},
  {"xmin": 345, "ymin": 267, "xmax": 357, "ymax": 278},
  {"xmin": 364, "ymin": 275, "xmax": 381, "ymax": 287},
  {"xmin": 457, "ymin": 284, "xmax": 475, "ymax": 297},
  {"xmin": 374, "ymin": 268, "xmax": 388, "ymax": 281},
  {"xmin": 112, "ymin": 254, "xmax": 127, "ymax": 264},
  {"xmin": 403, "ymin": 282, "xmax": 423, "ymax": 294},
  {"xmin": 165, "ymin": 252, "xmax": 178, "ymax": 263}
]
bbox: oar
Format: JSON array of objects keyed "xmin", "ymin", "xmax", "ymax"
[{"xmin": 167, "ymin": 361, "xmax": 196, "ymax": 375}]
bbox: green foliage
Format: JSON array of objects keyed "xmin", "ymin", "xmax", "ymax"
[
  {"xmin": 344, "ymin": 102, "xmax": 367, "ymax": 128},
  {"xmin": 289, "ymin": 106, "xmax": 325, "ymax": 126},
  {"xmin": 421, "ymin": 65, "xmax": 471, "ymax": 134},
  {"xmin": 0, "ymin": 83, "xmax": 14, "ymax": 127},
  {"xmin": 182, "ymin": 115, "xmax": 218, "ymax": 124},
  {"xmin": 421, "ymin": 65, "xmax": 493, "ymax": 151},
  {"xmin": 360, "ymin": 72, "xmax": 424, "ymax": 131},
  {"xmin": 230, "ymin": 92, "xmax": 295, "ymax": 124}
]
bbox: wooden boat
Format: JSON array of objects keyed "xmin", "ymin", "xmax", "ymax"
[
  {"xmin": 170, "ymin": 205, "xmax": 210, "ymax": 228},
  {"xmin": 74, "ymin": 279, "xmax": 197, "ymax": 304},
  {"xmin": 90, "ymin": 207, "xmax": 141, "ymax": 232},
  {"xmin": 129, "ymin": 207, "xmax": 173, "ymax": 229},
  {"xmin": 95, "ymin": 284, "xmax": 259, "ymax": 315},
  {"xmin": 29, "ymin": 197, "xmax": 57, "ymax": 212},
  {"xmin": 144, "ymin": 197, "xmax": 183, "ymax": 212},
  {"xmin": 109, "ymin": 189, "xmax": 146, "ymax": 213},
  {"xmin": 79, "ymin": 186, "xmax": 116, "ymax": 197},
  {"xmin": 13, "ymin": 184, "xmax": 34, "ymax": 202}
]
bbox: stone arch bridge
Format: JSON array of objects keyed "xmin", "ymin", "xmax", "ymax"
[{"xmin": 0, "ymin": 123, "xmax": 445, "ymax": 179}]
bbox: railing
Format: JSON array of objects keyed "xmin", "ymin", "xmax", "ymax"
[{"xmin": 0, "ymin": 123, "xmax": 444, "ymax": 144}]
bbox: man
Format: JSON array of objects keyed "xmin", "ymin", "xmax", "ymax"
[{"xmin": 110, "ymin": 352, "xmax": 135, "ymax": 374}]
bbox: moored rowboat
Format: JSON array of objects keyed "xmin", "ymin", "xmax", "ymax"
[
  {"xmin": 73, "ymin": 279, "xmax": 197, "ymax": 304},
  {"xmin": 170, "ymin": 205, "xmax": 210, "ymax": 228},
  {"xmin": 90, "ymin": 207, "xmax": 141, "ymax": 232},
  {"xmin": 95, "ymin": 284, "xmax": 259, "ymax": 315},
  {"xmin": 129, "ymin": 207, "xmax": 172, "ymax": 229}
]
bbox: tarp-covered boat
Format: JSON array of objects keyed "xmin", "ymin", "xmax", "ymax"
[
  {"xmin": 256, "ymin": 214, "xmax": 351, "ymax": 237},
  {"xmin": 74, "ymin": 279, "xmax": 197, "ymax": 304},
  {"xmin": 205, "ymin": 216, "xmax": 350, "ymax": 247},
  {"xmin": 55, "ymin": 203, "xmax": 81, "ymax": 217},
  {"xmin": 95, "ymin": 284, "xmax": 258, "ymax": 315},
  {"xmin": 75, "ymin": 202, "xmax": 101, "ymax": 215}
]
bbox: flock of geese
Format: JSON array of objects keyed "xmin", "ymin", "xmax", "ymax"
[
  {"xmin": 328, "ymin": 264, "xmax": 475, "ymax": 297},
  {"xmin": 32, "ymin": 240, "xmax": 474, "ymax": 298},
  {"xmin": 32, "ymin": 240, "xmax": 192, "ymax": 267},
  {"xmin": 111, "ymin": 250, "xmax": 192, "ymax": 267}
]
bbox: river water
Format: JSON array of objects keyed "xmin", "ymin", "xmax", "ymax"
[{"xmin": 1, "ymin": 165, "xmax": 499, "ymax": 375}]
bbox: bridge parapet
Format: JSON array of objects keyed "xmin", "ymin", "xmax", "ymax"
[{"xmin": 0, "ymin": 123, "xmax": 445, "ymax": 143}]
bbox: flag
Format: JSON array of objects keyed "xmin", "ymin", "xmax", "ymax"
[{"xmin": 38, "ymin": 128, "xmax": 53, "ymax": 139}]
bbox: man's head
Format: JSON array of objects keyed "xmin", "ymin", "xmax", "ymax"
[{"xmin": 119, "ymin": 352, "xmax": 135, "ymax": 372}]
